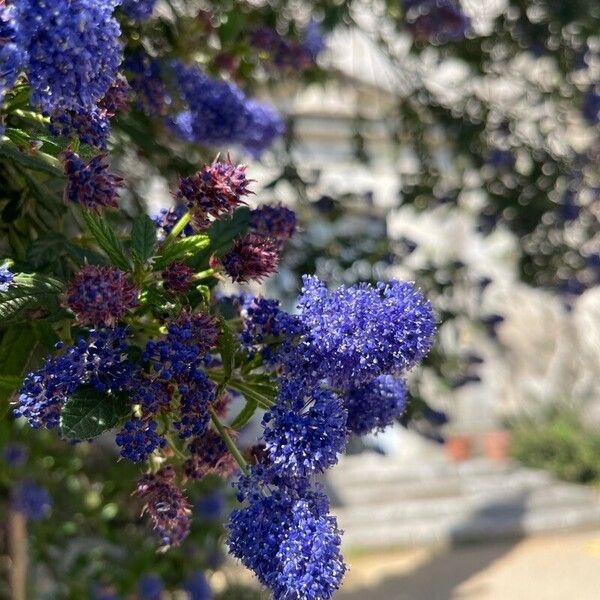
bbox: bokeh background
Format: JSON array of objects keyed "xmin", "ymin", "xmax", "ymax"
[{"xmin": 2, "ymin": 0, "xmax": 600, "ymax": 598}]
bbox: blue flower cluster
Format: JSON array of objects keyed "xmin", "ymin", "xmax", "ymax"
[
  {"xmin": 14, "ymin": 0, "xmax": 123, "ymax": 113},
  {"xmin": 183, "ymin": 572, "xmax": 212, "ymax": 600},
  {"xmin": 137, "ymin": 574, "xmax": 164, "ymax": 600},
  {"xmin": 11, "ymin": 480, "xmax": 52, "ymax": 520},
  {"xmin": 170, "ymin": 60, "xmax": 284, "ymax": 155},
  {"xmin": 15, "ymin": 328, "xmax": 133, "ymax": 429},
  {"xmin": 116, "ymin": 418, "xmax": 166, "ymax": 462},
  {"xmin": 0, "ymin": 264, "xmax": 15, "ymax": 292},
  {"xmin": 0, "ymin": 4, "xmax": 26, "ymax": 131},
  {"xmin": 124, "ymin": 52, "xmax": 168, "ymax": 117},
  {"xmin": 228, "ymin": 471, "xmax": 345, "ymax": 600}
]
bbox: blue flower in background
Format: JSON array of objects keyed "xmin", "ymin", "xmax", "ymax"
[
  {"xmin": 137, "ymin": 573, "xmax": 164, "ymax": 600},
  {"xmin": 2, "ymin": 443, "xmax": 28, "ymax": 468},
  {"xmin": 11, "ymin": 480, "xmax": 51, "ymax": 520},
  {"xmin": 121, "ymin": 0, "xmax": 157, "ymax": 22},
  {"xmin": 0, "ymin": 264, "xmax": 15, "ymax": 292},
  {"xmin": 195, "ymin": 491, "xmax": 225, "ymax": 521},
  {"xmin": 183, "ymin": 571, "xmax": 212, "ymax": 600}
]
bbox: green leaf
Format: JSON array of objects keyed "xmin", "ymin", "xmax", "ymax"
[
  {"xmin": 218, "ymin": 317, "xmax": 238, "ymax": 380},
  {"xmin": 0, "ymin": 273, "xmax": 64, "ymax": 324},
  {"xmin": 82, "ymin": 210, "xmax": 130, "ymax": 270},
  {"xmin": 230, "ymin": 397, "xmax": 258, "ymax": 429},
  {"xmin": 0, "ymin": 139, "xmax": 63, "ymax": 175},
  {"xmin": 60, "ymin": 386, "xmax": 131, "ymax": 440},
  {"xmin": 153, "ymin": 234, "xmax": 210, "ymax": 270},
  {"xmin": 131, "ymin": 214, "xmax": 157, "ymax": 265}
]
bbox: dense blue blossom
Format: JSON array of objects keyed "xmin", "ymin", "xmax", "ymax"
[
  {"xmin": 50, "ymin": 108, "xmax": 111, "ymax": 149},
  {"xmin": 280, "ymin": 276, "xmax": 436, "ymax": 389},
  {"xmin": 344, "ymin": 375, "xmax": 407, "ymax": 435},
  {"xmin": 64, "ymin": 265, "xmax": 138, "ymax": 326},
  {"xmin": 250, "ymin": 204, "xmax": 297, "ymax": 241},
  {"xmin": 263, "ymin": 380, "xmax": 347, "ymax": 478},
  {"xmin": 144, "ymin": 313, "xmax": 218, "ymax": 379},
  {"xmin": 404, "ymin": 0, "xmax": 470, "ymax": 43},
  {"xmin": 183, "ymin": 572, "xmax": 212, "ymax": 600},
  {"xmin": 131, "ymin": 376, "xmax": 171, "ymax": 415},
  {"xmin": 15, "ymin": 0, "xmax": 123, "ymax": 112},
  {"xmin": 121, "ymin": 0, "xmax": 157, "ymax": 21},
  {"xmin": 0, "ymin": 263, "xmax": 15, "ymax": 291},
  {"xmin": 11, "ymin": 480, "xmax": 51, "ymax": 520},
  {"xmin": 61, "ymin": 151, "xmax": 123, "ymax": 212},
  {"xmin": 170, "ymin": 60, "xmax": 283, "ymax": 154},
  {"xmin": 137, "ymin": 574, "xmax": 164, "ymax": 600},
  {"xmin": 116, "ymin": 418, "xmax": 166, "ymax": 462},
  {"xmin": 0, "ymin": 4, "xmax": 26, "ymax": 125},
  {"xmin": 173, "ymin": 370, "xmax": 214, "ymax": 439},
  {"xmin": 228, "ymin": 471, "xmax": 345, "ymax": 600},
  {"xmin": 15, "ymin": 328, "xmax": 133, "ymax": 429}
]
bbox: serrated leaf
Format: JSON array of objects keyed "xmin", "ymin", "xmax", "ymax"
[
  {"xmin": 0, "ymin": 139, "xmax": 63, "ymax": 175},
  {"xmin": 218, "ymin": 317, "xmax": 238, "ymax": 380},
  {"xmin": 82, "ymin": 210, "xmax": 130, "ymax": 270},
  {"xmin": 131, "ymin": 214, "xmax": 157, "ymax": 265},
  {"xmin": 153, "ymin": 234, "xmax": 210, "ymax": 270},
  {"xmin": 0, "ymin": 273, "xmax": 64, "ymax": 324},
  {"xmin": 230, "ymin": 397, "xmax": 258, "ymax": 429},
  {"xmin": 60, "ymin": 386, "xmax": 131, "ymax": 440}
]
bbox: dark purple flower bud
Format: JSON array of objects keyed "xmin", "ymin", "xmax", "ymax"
[
  {"xmin": 221, "ymin": 233, "xmax": 281, "ymax": 283},
  {"xmin": 136, "ymin": 467, "xmax": 191, "ymax": 548},
  {"xmin": 64, "ymin": 265, "xmax": 138, "ymax": 326},
  {"xmin": 50, "ymin": 107, "xmax": 111, "ymax": 150},
  {"xmin": 175, "ymin": 159, "xmax": 253, "ymax": 230},
  {"xmin": 61, "ymin": 150, "xmax": 123, "ymax": 212},
  {"xmin": 249, "ymin": 204, "xmax": 297, "ymax": 241},
  {"xmin": 97, "ymin": 73, "xmax": 130, "ymax": 117},
  {"xmin": 183, "ymin": 429, "xmax": 238, "ymax": 480},
  {"xmin": 162, "ymin": 261, "xmax": 195, "ymax": 293}
]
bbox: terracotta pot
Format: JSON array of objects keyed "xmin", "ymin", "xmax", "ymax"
[
  {"xmin": 483, "ymin": 430, "xmax": 512, "ymax": 462},
  {"xmin": 445, "ymin": 435, "xmax": 472, "ymax": 462}
]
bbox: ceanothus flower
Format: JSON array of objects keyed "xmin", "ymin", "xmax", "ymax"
[
  {"xmin": 124, "ymin": 52, "xmax": 167, "ymax": 117},
  {"xmin": 153, "ymin": 205, "xmax": 194, "ymax": 240},
  {"xmin": 15, "ymin": 328, "xmax": 133, "ymax": 429},
  {"xmin": 175, "ymin": 159, "xmax": 252, "ymax": 230},
  {"xmin": 228, "ymin": 470, "xmax": 346, "ymax": 600},
  {"xmin": 130, "ymin": 376, "xmax": 171, "ymax": 415},
  {"xmin": 121, "ymin": 0, "xmax": 157, "ymax": 22},
  {"xmin": 61, "ymin": 150, "xmax": 123, "ymax": 212},
  {"xmin": 250, "ymin": 204, "xmax": 297, "ymax": 241},
  {"xmin": 173, "ymin": 369, "xmax": 214, "ymax": 439},
  {"xmin": 137, "ymin": 574, "xmax": 164, "ymax": 600},
  {"xmin": 242, "ymin": 100, "xmax": 286, "ymax": 157},
  {"xmin": 262, "ymin": 379, "xmax": 347, "ymax": 478},
  {"xmin": 64, "ymin": 265, "xmax": 138, "ymax": 326},
  {"xmin": 344, "ymin": 375, "xmax": 407, "ymax": 435},
  {"xmin": 0, "ymin": 4, "xmax": 26, "ymax": 122},
  {"xmin": 116, "ymin": 418, "xmax": 166, "ymax": 462},
  {"xmin": 15, "ymin": 0, "xmax": 123, "ymax": 113},
  {"xmin": 136, "ymin": 466, "xmax": 191, "ymax": 548},
  {"xmin": 281, "ymin": 276, "xmax": 436, "ymax": 389},
  {"xmin": 162, "ymin": 261, "xmax": 194, "ymax": 293},
  {"xmin": 0, "ymin": 263, "xmax": 15, "ymax": 292},
  {"xmin": 11, "ymin": 480, "xmax": 51, "ymax": 520},
  {"xmin": 183, "ymin": 429, "xmax": 237, "ymax": 480},
  {"xmin": 50, "ymin": 108, "xmax": 111, "ymax": 150},
  {"xmin": 183, "ymin": 572, "xmax": 212, "ymax": 600},
  {"xmin": 221, "ymin": 233, "xmax": 281, "ymax": 283}
]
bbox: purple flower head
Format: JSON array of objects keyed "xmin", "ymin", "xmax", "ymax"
[
  {"xmin": 115, "ymin": 418, "xmax": 166, "ymax": 462},
  {"xmin": 15, "ymin": 328, "xmax": 133, "ymax": 429},
  {"xmin": 0, "ymin": 263, "xmax": 15, "ymax": 292},
  {"xmin": 121, "ymin": 0, "xmax": 157, "ymax": 22},
  {"xmin": 175, "ymin": 159, "xmax": 253, "ymax": 231},
  {"xmin": 221, "ymin": 233, "xmax": 281, "ymax": 283},
  {"xmin": 183, "ymin": 572, "xmax": 212, "ymax": 600},
  {"xmin": 11, "ymin": 480, "xmax": 51, "ymax": 520},
  {"xmin": 97, "ymin": 73, "xmax": 130, "ymax": 117},
  {"xmin": 137, "ymin": 574, "xmax": 164, "ymax": 600},
  {"xmin": 2, "ymin": 443, "xmax": 28, "ymax": 468},
  {"xmin": 153, "ymin": 204, "xmax": 193, "ymax": 240},
  {"xmin": 50, "ymin": 108, "xmax": 111, "ymax": 149},
  {"xmin": 184, "ymin": 429, "xmax": 237, "ymax": 480},
  {"xmin": 162, "ymin": 260, "xmax": 195, "ymax": 294},
  {"xmin": 15, "ymin": 0, "xmax": 123, "ymax": 112},
  {"xmin": 404, "ymin": 0, "xmax": 470, "ymax": 43},
  {"xmin": 124, "ymin": 52, "xmax": 167, "ymax": 117},
  {"xmin": 262, "ymin": 379, "xmax": 347, "ymax": 479},
  {"xmin": 228, "ymin": 470, "xmax": 346, "ymax": 600},
  {"xmin": 249, "ymin": 204, "xmax": 297, "ymax": 241},
  {"xmin": 61, "ymin": 150, "xmax": 123, "ymax": 212},
  {"xmin": 344, "ymin": 375, "xmax": 407, "ymax": 435},
  {"xmin": 281, "ymin": 276, "xmax": 436, "ymax": 389},
  {"xmin": 136, "ymin": 466, "xmax": 191, "ymax": 548},
  {"xmin": 64, "ymin": 265, "xmax": 138, "ymax": 326},
  {"xmin": 144, "ymin": 312, "xmax": 218, "ymax": 379}
]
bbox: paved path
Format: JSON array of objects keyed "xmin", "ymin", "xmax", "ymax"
[{"xmin": 339, "ymin": 529, "xmax": 600, "ymax": 599}]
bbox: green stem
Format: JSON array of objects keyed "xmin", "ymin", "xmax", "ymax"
[
  {"xmin": 209, "ymin": 406, "xmax": 249, "ymax": 475},
  {"xmin": 160, "ymin": 211, "xmax": 191, "ymax": 250},
  {"xmin": 193, "ymin": 268, "xmax": 215, "ymax": 280},
  {"xmin": 13, "ymin": 109, "xmax": 50, "ymax": 125}
]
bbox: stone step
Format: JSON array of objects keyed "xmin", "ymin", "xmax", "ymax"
[
  {"xmin": 328, "ymin": 467, "xmax": 553, "ymax": 506},
  {"xmin": 328, "ymin": 456, "xmax": 515, "ymax": 488},
  {"xmin": 334, "ymin": 482, "xmax": 600, "ymax": 525},
  {"xmin": 339, "ymin": 502, "xmax": 600, "ymax": 549}
]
